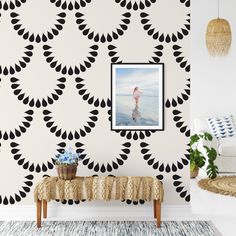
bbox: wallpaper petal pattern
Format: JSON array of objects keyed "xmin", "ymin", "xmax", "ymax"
[
  {"xmin": 10, "ymin": 12, "xmax": 66, "ymax": 43},
  {"xmin": 42, "ymin": 44, "xmax": 99, "ymax": 75},
  {"xmin": 0, "ymin": 0, "xmax": 27, "ymax": 11},
  {"xmin": 10, "ymin": 76, "xmax": 66, "ymax": 108},
  {"xmin": 114, "ymin": 0, "xmax": 157, "ymax": 11},
  {"xmin": 0, "ymin": 45, "xmax": 34, "ymax": 75},
  {"xmin": 49, "ymin": 0, "xmax": 91, "ymax": 10},
  {"xmin": 0, "ymin": 0, "xmax": 190, "ymax": 205}
]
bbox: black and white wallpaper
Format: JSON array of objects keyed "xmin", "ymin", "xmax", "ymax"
[{"xmin": 0, "ymin": 0, "xmax": 190, "ymax": 206}]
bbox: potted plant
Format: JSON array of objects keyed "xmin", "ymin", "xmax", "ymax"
[
  {"xmin": 190, "ymin": 132, "xmax": 219, "ymax": 179},
  {"xmin": 54, "ymin": 148, "xmax": 82, "ymax": 180}
]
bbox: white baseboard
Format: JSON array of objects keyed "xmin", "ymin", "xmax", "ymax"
[{"xmin": 0, "ymin": 203, "xmax": 200, "ymax": 221}]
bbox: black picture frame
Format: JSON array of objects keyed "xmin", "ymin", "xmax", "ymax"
[{"xmin": 111, "ymin": 63, "xmax": 164, "ymax": 131}]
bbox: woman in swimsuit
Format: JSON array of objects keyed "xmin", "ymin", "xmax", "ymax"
[{"xmin": 133, "ymin": 87, "xmax": 142, "ymax": 105}]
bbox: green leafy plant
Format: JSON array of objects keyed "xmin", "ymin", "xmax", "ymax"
[{"xmin": 190, "ymin": 132, "xmax": 219, "ymax": 179}]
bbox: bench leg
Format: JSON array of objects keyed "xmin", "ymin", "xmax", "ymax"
[
  {"xmin": 43, "ymin": 200, "xmax": 47, "ymax": 219},
  {"xmin": 153, "ymin": 200, "xmax": 157, "ymax": 218},
  {"xmin": 36, "ymin": 200, "xmax": 42, "ymax": 228},
  {"xmin": 154, "ymin": 199, "xmax": 161, "ymax": 228}
]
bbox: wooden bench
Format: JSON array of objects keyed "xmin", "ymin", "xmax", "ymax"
[{"xmin": 34, "ymin": 176, "xmax": 164, "ymax": 228}]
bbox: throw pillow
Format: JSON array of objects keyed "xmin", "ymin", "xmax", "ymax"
[{"xmin": 207, "ymin": 115, "xmax": 236, "ymax": 139}]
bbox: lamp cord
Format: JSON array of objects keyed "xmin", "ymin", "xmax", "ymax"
[{"xmin": 218, "ymin": 0, "xmax": 220, "ymax": 18}]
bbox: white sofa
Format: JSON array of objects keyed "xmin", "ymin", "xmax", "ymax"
[{"xmin": 194, "ymin": 118, "xmax": 236, "ymax": 173}]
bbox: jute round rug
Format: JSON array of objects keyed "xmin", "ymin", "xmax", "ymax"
[{"xmin": 198, "ymin": 176, "xmax": 236, "ymax": 197}]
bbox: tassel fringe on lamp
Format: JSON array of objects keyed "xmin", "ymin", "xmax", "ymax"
[{"xmin": 206, "ymin": 0, "xmax": 232, "ymax": 56}]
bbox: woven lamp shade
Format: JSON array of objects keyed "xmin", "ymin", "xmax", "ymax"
[{"xmin": 206, "ymin": 18, "xmax": 232, "ymax": 56}]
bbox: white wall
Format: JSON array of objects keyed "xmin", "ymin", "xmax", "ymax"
[{"xmin": 191, "ymin": 0, "xmax": 236, "ymax": 126}]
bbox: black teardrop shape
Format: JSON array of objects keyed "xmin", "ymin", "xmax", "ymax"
[
  {"xmin": 112, "ymin": 161, "xmax": 118, "ymax": 169},
  {"xmin": 100, "ymin": 34, "xmax": 106, "ymax": 43},
  {"xmin": 139, "ymin": 132, "xmax": 145, "ymax": 139},
  {"xmin": 23, "ymin": 161, "xmax": 29, "ymax": 169},
  {"xmin": 88, "ymin": 161, "xmax": 94, "ymax": 169},
  {"xmin": 120, "ymin": 154, "xmax": 128, "ymax": 160},
  {"xmin": 42, "ymin": 163, "xmax": 47, "ymax": 171},
  {"xmin": 153, "ymin": 32, "xmax": 159, "ymax": 40},
  {"xmin": 173, "ymin": 181, "xmax": 182, "ymax": 187},
  {"xmin": 185, "ymin": 130, "xmax": 190, "ymax": 137},
  {"xmin": 68, "ymin": 199, "xmax": 74, "ymax": 205},
  {"xmin": 185, "ymin": 65, "xmax": 190, "ymax": 72},
  {"xmin": 94, "ymin": 163, "xmax": 99, "ymax": 172},
  {"xmin": 165, "ymin": 164, "xmax": 171, "ymax": 173},
  {"xmin": 117, "ymin": 158, "xmax": 124, "ymax": 165},
  {"xmin": 19, "ymin": 191, "xmax": 26, "ymax": 198},
  {"xmin": 3, "ymin": 197, "xmax": 8, "ymax": 205},
  {"xmin": 62, "ymin": 131, "xmax": 67, "ymax": 139},
  {"xmin": 29, "ymin": 164, "xmax": 34, "ymax": 172},
  {"xmin": 180, "ymin": 191, "xmax": 187, "ymax": 198},
  {"xmin": 48, "ymin": 161, "xmax": 54, "ymax": 169},
  {"xmin": 133, "ymin": 132, "xmax": 138, "ymax": 140},
  {"xmin": 61, "ymin": 1, "xmax": 67, "ymax": 9},
  {"xmin": 3, "ymin": 132, "xmax": 8, "ymax": 140},
  {"xmin": 145, "ymin": 130, "xmax": 151, "ymax": 137},
  {"xmin": 36, "ymin": 164, "xmax": 41, "ymax": 173},
  {"xmin": 180, "ymin": 126, "xmax": 187, "ymax": 133},
  {"xmin": 177, "ymin": 161, "xmax": 183, "ymax": 169},
  {"xmin": 123, "ymin": 142, "xmax": 131, "ymax": 148},
  {"xmin": 3, "ymin": 2, "xmax": 8, "ymax": 10},
  {"xmin": 90, "ymin": 44, "xmax": 99, "ymax": 50},
  {"xmin": 25, "ymin": 176, "xmax": 34, "ymax": 182},
  {"xmin": 67, "ymin": 132, "xmax": 73, "ymax": 140},
  {"xmin": 80, "ymin": 129, "xmax": 86, "ymax": 137},
  {"xmin": 15, "ymin": 194, "xmax": 21, "ymax": 202},
  {"xmin": 147, "ymin": 158, "xmax": 154, "ymax": 165},
  {"xmin": 172, "ymin": 99, "xmax": 177, "ymax": 107},
  {"xmin": 143, "ymin": 154, "xmax": 151, "ymax": 161},
  {"xmin": 9, "ymin": 131, "xmax": 15, "ymax": 139},
  {"xmin": 74, "ymin": 131, "xmax": 80, "ymax": 139},
  {"xmin": 176, "ymin": 186, "xmax": 184, "ymax": 193},
  {"xmin": 107, "ymin": 163, "xmax": 112, "ymax": 172},
  {"xmin": 141, "ymin": 148, "xmax": 149, "ymax": 155},
  {"xmin": 36, "ymin": 35, "xmax": 41, "ymax": 43},
  {"xmin": 88, "ymin": 97, "xmax": 94, "ymax": 105},
  {"xmin": 10, "ymin": 142, "xmax": 18, "ymax": 148},
  {"xmin": 185, "ymin": 195, "xmax": 190, "ymax": 202},
  {"xmin": 126, "ymin": 200, "xmax": 132, "ymax": 205},
  {"xmin": 159, "ymin": 34, "xmax": 164, "ymax": 42},
  {"xmin": 133, "ymin": 2, "xmax": 138, "ymax": 10},
  {"xmin": 153, "ymin": 162, "xmax": 159, "ymax": 169},
  {"xmin": 171, "ymin": 164, "xmax": 177, "ymax": 172},
  {"xmin": 173, "ymin": 175, "xmax": 181, "ymax": 180},
  {"xmin": 166, "ymin": 35, "xmax": 171, "ymax": 43},
  {"xmin": 126, "ymin": 132, "xmax": 132, "ymax": 139},
  {"xmin": 181, "ymin": 157, "xmax": 188, "ymax": 166},
  {"xmin": 159, "ymin": 163, "xmax": 164, "ymax": 172},
  {"xmin": 22, "ymin": 186, "xmax": 30, "ymax": 193}
]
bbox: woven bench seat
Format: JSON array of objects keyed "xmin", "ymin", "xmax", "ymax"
[{"xmin": 34, "ymin": 176, "xmax": 164, "ymax": 228}]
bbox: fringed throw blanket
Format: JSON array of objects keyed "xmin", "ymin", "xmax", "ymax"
[{"xmin": 34, "ymin": 176, "xmax": 164, "ymax": 202}]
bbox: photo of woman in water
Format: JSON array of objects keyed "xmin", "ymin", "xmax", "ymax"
[{"xmin": 111, "ymin": 63, "xmax": 164, "ymax": 131}]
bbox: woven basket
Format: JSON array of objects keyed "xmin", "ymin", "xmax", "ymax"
[{"xmin": 56, "ymin": 164, "xmax": 77, "ymax": 180}]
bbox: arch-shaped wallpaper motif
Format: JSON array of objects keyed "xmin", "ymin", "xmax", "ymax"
[{"xmin": 0, "ymin": 0, "xmax": 190, "ymax": 205}]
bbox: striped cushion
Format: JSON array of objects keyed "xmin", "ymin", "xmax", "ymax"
[{"xmin": 207, "ymin": 115, "xmax": 236, "ymax": 139}]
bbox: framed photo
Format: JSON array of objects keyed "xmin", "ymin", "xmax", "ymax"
[{"xmin": 111, "ymin": 63, "xmax": 164, "ymax": 131}]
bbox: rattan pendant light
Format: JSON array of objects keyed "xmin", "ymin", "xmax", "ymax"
[{"xmin": 206, "ymin": 0, "xmax": 232, "ymax": 56}]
